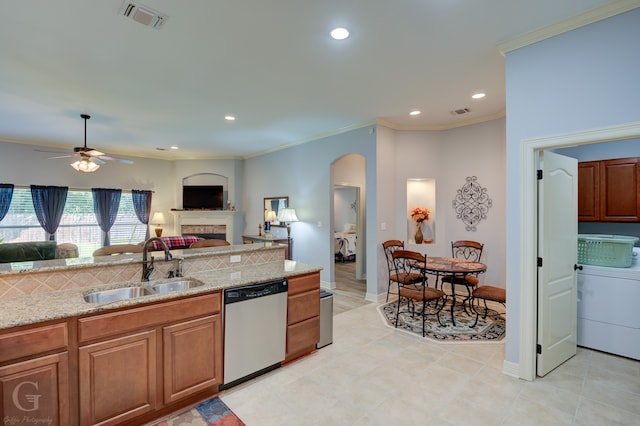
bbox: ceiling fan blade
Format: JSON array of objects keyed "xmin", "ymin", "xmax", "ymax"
[
  {"xmin": 47, "ymin": 154, "xmax": 75, "ymax": 160},
  {"xmin": 85, "ymin": 149, "xmax": 105, "ymax": 157},
  {"xmin": 97, "ymin": 155, "xmax": 134, "ymax": 164},
  {"xmin": 35, "ymin": 148, "xmax": 71, "ymax": 154},
  {"xmin": 91, "ymin": 157, "xmax": 106, "ymax": 165}
]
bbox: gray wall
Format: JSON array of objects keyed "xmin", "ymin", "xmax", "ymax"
[{"xmin": 504, "ymin": 8, "xmax": 640, "ymax": 366}]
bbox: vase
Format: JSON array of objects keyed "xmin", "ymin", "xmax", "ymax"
[{"xmin": 414, "ymin": 223, "xmax": 424, "ymax": 244}]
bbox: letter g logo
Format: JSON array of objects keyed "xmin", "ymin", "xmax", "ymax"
[{"xmin": 12, "ymin": 381, "xmax": 41, "ymax": 412}]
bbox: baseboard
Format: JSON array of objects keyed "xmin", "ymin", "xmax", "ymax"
[
  {"xmin": 365, "ymin": 292, "xmax": 385, "ymax": 303},
  {"xmin": 502, "ymin": 360, "xmax": 520, "ymax": 378},
  {"xmin": 321, "ymin": 280, "xmax": 336, "ymax": 290}
]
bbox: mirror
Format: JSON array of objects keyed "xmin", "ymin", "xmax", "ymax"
[{"xmin": 264, "ymin": 196, "xmax": 288, "ymax": 227}]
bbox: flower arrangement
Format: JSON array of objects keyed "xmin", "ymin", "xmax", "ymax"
[{"xmin": 410, "ymin": 207, "xmax": 431, "ymax": 223}]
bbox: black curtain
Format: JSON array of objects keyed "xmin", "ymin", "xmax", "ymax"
[
  {"xmin": 132, "ymin": 189, "xmax": 153, "ymax": 240},
  {"xmin": 30, "ymin": 185, "xmax": 68, "ymax": 241},
  {"xmin": 0, "ymin": 183, "xmax": 14, "ymax": 222},
  {"xmin": 92, "ymin": 188, "xmax": 122, "ymax": 246}
]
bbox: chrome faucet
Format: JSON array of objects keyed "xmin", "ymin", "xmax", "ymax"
[{"xmin": 141, "ymin": 237, "xmax": 172, "ymax": 281}]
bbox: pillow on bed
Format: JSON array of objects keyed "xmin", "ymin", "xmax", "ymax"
[{"xmin": 343, "ymin": 223, "xmax": 356, "ymax": 233}]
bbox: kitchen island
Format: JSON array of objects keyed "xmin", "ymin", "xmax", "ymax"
[{"xmin": 0, "ymin": 244, "xmax": 322, "ymax": 426}]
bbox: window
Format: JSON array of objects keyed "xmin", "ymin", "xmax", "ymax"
[{"xmin": 0, "ymin": 188, "xmax": 147, "ymax": 257}]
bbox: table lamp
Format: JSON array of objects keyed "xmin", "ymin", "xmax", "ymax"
[
  {"xmin": 151, "ymin": 212, "xmax": 166, "ymax": 237},
  {"xmin": 277, "ymin": 208, "xmax": 298, "ymax": 260}
]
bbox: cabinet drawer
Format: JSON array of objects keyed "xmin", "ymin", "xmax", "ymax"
[
  {"xmin": 0, "ymin": 322, "xmax": 68, "ymax": 364},
  {"xmin": 287, "ymin": 289, "xmax": 320, "ymax": 324},
  {"xmin": 286, "ymin": 316, "xmax": 320, "ymax": 357},
  {"xmin": 78, "ymin": 292, "xmax": 221, "ymax": 343},
  {"xmin": 287, "ymin": 272, "xmax": 320, "ymax": 296}
]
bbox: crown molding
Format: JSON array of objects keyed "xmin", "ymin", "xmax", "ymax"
[
  {"xmin": 497, "ymin": 0, "xmax": 640, "ymax": 55},
  {"xmin": 377, "ymin": 110, "xmax": 505, "ymax": 132}
]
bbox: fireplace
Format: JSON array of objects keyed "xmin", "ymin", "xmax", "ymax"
[{"xmin": 170, "ymin": 210, "xmax": 236, "ymax": 243}]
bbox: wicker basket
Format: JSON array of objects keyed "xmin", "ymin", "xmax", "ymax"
[{"xmin": 577, "ymin": 234, "xmax": 639, "ymax": 268}]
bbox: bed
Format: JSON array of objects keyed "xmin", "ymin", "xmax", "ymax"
[{"xmin": 334, "ymin": 223, "xmax": 357, "ymax": 262}]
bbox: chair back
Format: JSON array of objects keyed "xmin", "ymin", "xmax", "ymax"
[
  {"xmin": 451, "ymin": 240, "xmax": 483, "ymax": 262},
  {"xmin": 382, "ymin": 240, "xmax": 404, "ymax": 274},
  {"xmin": 392, "ymin": 249, "xmax": 426, "ymax": 284},
  {"xmin": 93, "ymin": 244, "xmax": 144, "ymax": 256},
  {"xmin": 190, "ymin": 239, "xmax": 231, "ymax": 248}
]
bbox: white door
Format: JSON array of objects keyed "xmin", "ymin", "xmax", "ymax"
[{"xmin": 537, "ymin": 150, "xmax": 578, "ymax": 377}]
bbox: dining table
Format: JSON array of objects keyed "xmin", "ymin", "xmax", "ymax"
[{"xmin": 415, "ymin": 257, "xmax": 487, "ymax": 326}]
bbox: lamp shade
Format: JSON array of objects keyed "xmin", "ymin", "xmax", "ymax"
[
  {"xmin": 70, "ymin": 158, "xmax": 100, "ymax": 173},
  {"xmin": 151, "ymin": 212, "xmax": 166, "ymax": 225},
  {"xmin": 277, "ymin": 208, "xmax": 298, "ymax": 223},
  {"xmin": 265, "ymin": 210, "xmax": 277, "ymax": 222}
]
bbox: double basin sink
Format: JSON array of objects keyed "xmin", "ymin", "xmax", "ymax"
[{"xmin": 83, "ymin": 279, "xmax": 204, "ymax": 303}]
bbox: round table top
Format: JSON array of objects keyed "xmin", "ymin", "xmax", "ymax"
[{"xmin": 420, "ymin": 257, "xmax": 486, "ymax": 274}]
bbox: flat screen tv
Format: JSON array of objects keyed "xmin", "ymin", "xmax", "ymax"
[{"xmin": 182, "ymin": 185, "xmax": 224, "ymax": 210}]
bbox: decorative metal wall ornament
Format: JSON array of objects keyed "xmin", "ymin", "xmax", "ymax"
[{"xmin": 452, "ymin": 176, "xmax": 492, "ymax": 231}]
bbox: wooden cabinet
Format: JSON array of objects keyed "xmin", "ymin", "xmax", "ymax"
[
  {"xmin": 0, "ymin": 322, "xmax": 70, "ymax": 426},
  {"xmin": 78, "ymin": 330, "xmax": 157, "ymax": 426},
  {"xmin": 163, "ymin": 314, "xmax": 222, "ymax": 404},
  {"xmin": 578, "ymin": 157, "xmax": 640, "ymax": 222},
  {"xmin": 578, "ymin": 161, "xmax": 600, "ymax": 221},
  {"xmin": 285, "ymin": 272, "xmax": 320, "ymax": 362},
  {"xmin": 77, "ymin": 292, "xmax": 222, "ymax": 426}
]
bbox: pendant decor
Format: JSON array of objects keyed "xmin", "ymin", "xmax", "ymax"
[{"xmin": 452, "ymin": 176, "xmax": 492, "ymax": 231}]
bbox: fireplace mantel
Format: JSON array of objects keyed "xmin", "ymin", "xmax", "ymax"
[{"xmin": 170, "ymin": 210, "xmax": 236, "ymax": 243}]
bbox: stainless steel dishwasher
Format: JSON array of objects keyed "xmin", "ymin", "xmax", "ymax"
[{"xmin": 222, "ymin": 279, "xmax": 288, "ymax": 388}]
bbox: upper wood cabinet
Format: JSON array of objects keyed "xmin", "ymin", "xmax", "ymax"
[{"xmin": 578, "ymin": 157, "xmax": 640, "ymax": 222}]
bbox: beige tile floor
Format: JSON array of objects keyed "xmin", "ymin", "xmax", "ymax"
[{"xmin": 219, "ymin": 301, "xmax": 640, "ymax": 425}]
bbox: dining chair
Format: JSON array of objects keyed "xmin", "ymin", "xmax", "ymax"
[
  {"xmin": 440, "ymin": 240, "xmax": 484, "ymax": 309},
  {"xmin": 470, "ymin": 285, "xmax": 506, "ymax": 327},
  {"xmin": 382, "ymin": 240, "xmax": 409, "ymax": 301},
  {"xmin": 189, "ymin": 239, "xmax": 231, "ymax": 248},
  {"xmin": 392, "ymin": 250, "xmax": 447, "ymax": 335},
  {"xmin": 92, "ymin": 244, "xmax": 144, "ymax": 256}
]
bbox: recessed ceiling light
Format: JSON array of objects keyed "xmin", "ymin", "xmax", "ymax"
[
  {"xmin": 330, "ymin": 27, "xmax": 349, "ymax": 40},
  {"xmin": 409, "ymin": 110, "xmax": 421, "ymax": 116},
  {"xmin": 224, "ymin": 115, "xmax": 236, "ymax": 121},
  {"xmin": 472, "ymin": 93, "xmax": 486, "ymax": 99},
  {"xmin": 170, "ymin": 146, "xmax": 179, "ymax": 150}
]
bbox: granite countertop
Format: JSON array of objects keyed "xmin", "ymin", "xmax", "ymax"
[
  {"xmin": 0, "ymin": 243, "xmax": 282, "ymax": 276},
  {"xmin": 0, "ymin": 260, "xmax": 322, "ymax": 331}
]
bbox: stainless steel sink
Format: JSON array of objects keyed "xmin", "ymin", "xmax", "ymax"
[
  {"xmin": 83, "ymin": 286, "xmax": 154, "ymax": 303},
  {"xmin": 149, "ymin": 280, "xmax": 204, "ymax": 294}
]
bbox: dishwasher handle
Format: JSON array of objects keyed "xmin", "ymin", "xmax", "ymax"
[{"xmin": 224, "ymin": 279, "xmax": 288, "ymax": 304}]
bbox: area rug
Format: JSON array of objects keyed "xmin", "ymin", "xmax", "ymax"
[
  {"xmin": 378, "ymin": 300, "xmax": 505, "ymax": 344},
  {"xmin": 150, "ymin": 397, "xmax": 245, "ymax": 426}
]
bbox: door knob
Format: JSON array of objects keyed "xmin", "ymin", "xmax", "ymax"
[{"xmin": 574, "ymin": 264, "xmax": 583, "ymax": 271}]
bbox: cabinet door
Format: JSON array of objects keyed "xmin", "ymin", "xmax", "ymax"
[
  {"xmin": 600, "ymin": 158, "xmax": 640, "ymax": 221},
  {"xmin": 578, "ymin": 161, "xmax": 599, "ymax": 221},
  {"xmin": 163, "ymin": 314, "xmax": 222, "ymax": 404},
  {"xmin": 0, "ymin": 352, "xmax": 69, "ymax": 426},
  {"xmin": 79, "ymin": 330, "xmax": 157, "ymax": 426}
]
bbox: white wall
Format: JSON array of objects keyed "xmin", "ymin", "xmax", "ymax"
[
  {"xmin": 392, "ymin": 118, "xmax": 507, "ymax": 287},
  {"xmin": 334, "ymin": 186, "xmax": 357, "ymax": 232},
  {"xmin": 0, "ymin": 141, "xmax": 175, "ymax": 227},
  {"xmin": 504, "ymin": 8, "xmax": 640, "ymax": 367},
  {"xmin": 243, "ymin": 126, "xmax": 377, "ymax": 291}
]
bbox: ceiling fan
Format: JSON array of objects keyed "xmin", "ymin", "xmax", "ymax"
[{"xmin": 35, "ymin": 114, "xmax": 134, "ymax": 173}]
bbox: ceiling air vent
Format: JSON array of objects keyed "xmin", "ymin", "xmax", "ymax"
[
  {"xmin": 118, "ymin": 1, "xmax": 168, "ymax": 29},
  {"xmin": 451, "ymin": 108, "xmax": 471, "ymax": 116}
]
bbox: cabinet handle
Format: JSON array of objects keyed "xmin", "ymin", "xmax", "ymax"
[{"xmin": 574, "ymin": 264, "xmax": 583, "ymax": 271}]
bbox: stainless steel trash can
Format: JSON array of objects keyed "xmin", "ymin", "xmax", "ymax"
[{"xmin": 318, "ymin": 289, "xmax": 333, "ymax": 348}]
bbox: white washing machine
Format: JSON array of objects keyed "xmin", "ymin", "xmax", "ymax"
[{"xmin": 577, "ymin": 247, "xmax": 640, "ymax": 360}]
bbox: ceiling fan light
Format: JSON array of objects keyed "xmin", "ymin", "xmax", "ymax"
[{"xmin": 70, "ymin": 159, "xmax": 100, "ymax": 173}]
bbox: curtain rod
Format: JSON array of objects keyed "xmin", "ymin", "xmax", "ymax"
[{"xmin": 11, "ymin": 184, "xmax": 155, "ymax": 193}]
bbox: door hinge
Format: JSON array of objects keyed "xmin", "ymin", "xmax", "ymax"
[
  {"xmin": 537, "ymin": 257, "xmax": 543, "ymax": 267},
  {"xmin": 537, "ymin": 170, "xmax": 543, "ymax": 180},
  {"xmin": 537, "ymin": 344, "xmax": 542, "ymax": 354}
]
